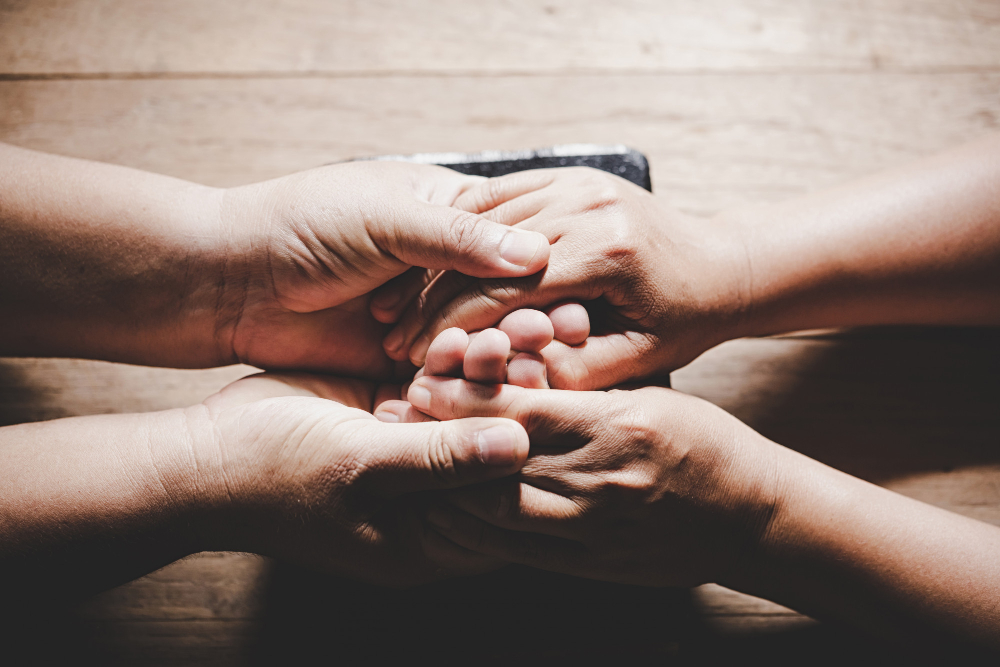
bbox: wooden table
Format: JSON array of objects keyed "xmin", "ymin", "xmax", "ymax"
[{"xmin": 2, "ymin": 1, "xmax": 998, "ymax": 663}]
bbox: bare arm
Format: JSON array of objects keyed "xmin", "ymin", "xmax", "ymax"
[
  {"xmin": 0, "ymin": 409, "xmax": 209, "ymax": 600},
  {"xmin": 388, "ymin": 135, "xmax": 1000, "ymax": 388},
  {"xmin": 736, "ymin": 445, "xmax": 1000, "ymax": 649},
  {"xmin": 731, "ymin": 134, "xmax": 1000, "ymax": 336},
  {"xmin": 0, "ymin": 142, "xmax": 548, "ymax": 374},
  {"xmin": 386, "ymin": 332, "xmax": 1000, "ymax": 652},
  {"xmin": 0, "ymin": 372, "xmax": 529, "ymax": 600},
  {"xmin": 0, "ymin": 142, "xmax": 226, "ymax": 366}
]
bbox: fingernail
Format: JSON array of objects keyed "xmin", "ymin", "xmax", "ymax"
[
  {"xmin": 408, "ymin": 384, "xmax": 431, "ymax": 411},
  {"xmin": 477, "ymin": 425, "xmax": 520, "ymax": 466},
  {"xmin": 372, "ymin": 288, "xmax": 402, "ymax": 312},
  {"xmin": 426, "ymin": 506, "xmax": 452, "ymax": 530},
  {"xmin": 411, "ymin": 335, "xmax": 431, "ymax": 364},
  {"xmin": 384, "ymin": 328, "xmax": 405, "ymax": 353},
  {"xmin": 499, "ymin": 230, "xmax": 543, "ymax": 267},
  {"xmin": 374, "ymin": 409, "xmax": 400, "ymax": 423}
]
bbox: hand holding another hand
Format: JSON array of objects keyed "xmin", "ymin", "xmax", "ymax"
[
  {"xmin": 384, "ymin": 167, "xmax": 750, "ymax": 388},
  {"xmin": 212, "ymin": 161, "xmax": 551, "ymax": 376},
  {"xmin": 375, "ymin": 321, "xmax": 781, "ymax": 589},
  {"xmin": 186, "ymin": 371, "xmax": 531, "ymax": 585}
]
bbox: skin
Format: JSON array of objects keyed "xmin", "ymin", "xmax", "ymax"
[
  {"xmin": 0, "ymin": 142, "xmax": 550, "ymax": 376},
  {"xmin": 375, "ymin": 325, "xmax": 1000, "ymax": 652},
  {"xmin": 386, "ymin": 134, "xmax": 1000, "ymax": 389},
  {"xmin": 0, "ymin": 370, "xmax": 535, "ymax": 600},
  {"xmin": 0, "ymin": 142, "xmax": 558, "ymax": 598}
]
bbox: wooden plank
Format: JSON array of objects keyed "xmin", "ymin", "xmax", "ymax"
[
  {"xmin": 673, "ymin": 333, "xmax": 1000, "ymax": 516},
  {"xmin": 2, "ymin": 0, "xmax": 999, "ymax": 76},
  {"xmin": 0, "ymin": 359, "xmax": 252, "ymax": 426},
  {"xmin": 77, "ymin": 553, "xmax": 270, "ymax": 621},
  {"xmin": 2, "ymin": 73, "xmax": 997, "ymax": 216}
]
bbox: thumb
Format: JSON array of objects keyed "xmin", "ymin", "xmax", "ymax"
[
  {"xmin": 372, "ymin": 202, "xmax": 550, "ymax": 278},
  {"xmin": 537, "ymin": 334, "xmax": 662, "ymax": 391},
  {"xmin": 354, "ymin": 416, "xmax": 529, "ymax": 498}
]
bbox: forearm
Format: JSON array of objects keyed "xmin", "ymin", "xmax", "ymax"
[
  {"xmin": 0, "ymin": 143, "xmax": 231, "ymax": 366},
  {"xmin": 721, "ymin": 134, "xmax": 1000, "ymax": 336},
  {"xmin": 0, "ymin": 408, "xmax": 219, "ymax": 600},
  {"xmin": 730, "ymin": 444, "xmax": 1000, "ymax": 650}
]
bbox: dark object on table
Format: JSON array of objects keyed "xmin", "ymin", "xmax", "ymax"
[{"xmin": 360, "ymin": 143, "xmax": 653, "ymax": 192}]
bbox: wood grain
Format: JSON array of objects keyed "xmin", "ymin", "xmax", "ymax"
[
  {"xmin": 2, "ymin": 0, "xmax": 999, "ymax": 659},
  {"xmin": 2, "ymin": 73, "xmax": 997, "ymax": 215},
  {"xmin": 2, "ymin": 0, "xmax": 999, "ymax": 76}
]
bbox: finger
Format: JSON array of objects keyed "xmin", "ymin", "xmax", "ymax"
[
  {"xmin": 463, "ymin": 328, "xmax": 510, "ymax": 384},
  {"xmin": 406, "ymin": 377, "xmax": 605, "ymax": 448},
  {"xmin": 373, "ymin": 399, "xmax": 436, "ymax": 423},
  {"xmin": 506, "ymin": 352, "xmax": 548, "ymax": 389},
  {"xmin": 476, "ymin": 189, "xmax": 553, "ymax": 226},
  {"xmin": 370, "ymin": 267, "xmax": 437, "ymax": 324},
  {"xmin": 355, "ymin": 416, "xmax": 528, "ymax": 497},
  {"xmin": 452, "ymin": 170, "xmax": 557, "ymax": 214},
  {"xmin": 382, "ymin": 270, "xmax": 475, "ymax": 361},
  {"xmin": 369, "ymin": 202, "xmax": 550, "ymax": 278},
  {"xmin": 423, "ymin": 327, "xmax": 469, "ymax": 377},
  {"xmin": 540, "ymin": 333, "xmax": 656, "ymax": 390},
  {"xmin": 547, "ymin": 302, "xmax": 590, "ymax": 346},
  {"xmin": 424, "ymin": 504, "xmax": 586, "ymax": 576},
  {"xmin": 446, "ymin": 480, "xmax": 582, "ymax": 539},
  {"xmin": 400, "ymin": 255, "xmax": 599, "ymax": 366},
  {"xmin": 497, "ymin": 309, "xmax": 553, "ymax": 353}
]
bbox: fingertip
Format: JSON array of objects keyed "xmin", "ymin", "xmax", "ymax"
[
  {"xmin": 374, "ymin": 399, "xmax": 436, "ymax": 423},
  {"xmin": 464, "ymin": 328, "xmax": 510, "ymax": 384},
  {"xmin": 370, "ymin": 304, "xmax": 399, "ymax": 324},
  {"xmin": 498, "ymin": 309, "xmax": 554, "ymax": 353},
  {"xmin": 497, "ymin": 229, "xmax": 550, "ymax": 274},
  {"xmin": 424, "ymin": 327, "xmax": 470, "ymax": 377},
  {"xmin": 475, "ymin": 418, "xmax": 529, "ymax": 469},
  {"xmin": 370, "ymin": 289, "xmax": 403, "ymax": 321},
  {"xmin": 547, "ymin": 302, "xmax": 590, "ymax": 346},
  {"xmin": 383, "ymin": 326, "xmax": 410, "ymax": 361},
  {"xmin": 507, "ymin": 352, "xmax": 548, "ymax": 389},
  {"xmin": 409, "ymin": 334, "xmax": 432, "ymax": 367}
]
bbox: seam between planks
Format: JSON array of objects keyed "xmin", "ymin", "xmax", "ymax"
[{"xmin": 3, "ymin": 66, "xmax": 1000, "ymax": 82}]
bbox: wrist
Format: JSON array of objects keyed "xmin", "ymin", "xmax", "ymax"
[{"xmin": 169, "ymin": 403, "xmax": 252, "ymax": 553}]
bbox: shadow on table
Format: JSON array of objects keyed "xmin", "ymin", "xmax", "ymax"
[
  {"xmin": 1, "ymin": 327, "xmax": 998, "ymax": 664},
  {"xmin": 722, "ymin": 327, "xmax": 1000, "ymax": 483},
  {"xmin": 248, "ymin": 564, "xmax": 910, "ymax": 666}
]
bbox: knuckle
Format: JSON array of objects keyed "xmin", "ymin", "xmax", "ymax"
[
  {"xmin": 546, "ymin": 356, "xmax": 589, "ymax": 390},
  {"xmin": 600, "ymin": 220, "xmax": 640, "ymax": 268},
  {"xmin": 478, "ymin": 281, "xmax": 526, "ymax": 310},
  {"xmin": 483, "ymin": 178, "xmax": 509, "ymax": 211},
  {"xmin": 425, "ymin": 427, "xmax": 461, "ymax": 484},
  {"xmin": 445, "ymin": 211, "xmax": 489, "ymax": 258},
  {"xmin": 439, "ymin": 280, "xmax": 523, "ymax": 327}
]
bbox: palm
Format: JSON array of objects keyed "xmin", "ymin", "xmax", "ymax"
[{"xmin": 233, "ymin": 295, "xmax": 408, "ymax": 379}]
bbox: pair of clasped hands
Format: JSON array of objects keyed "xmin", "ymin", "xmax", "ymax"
[
  {"xmin": 204, "ymin": 160, "xmax": 750, "ymax": 589},
  {"xmin": 10, "ymin": 138, "xmax": 1000, "ymax": 649},
  {"xmin": 125, "ymin": 148, "xmax": 767, "ymax": 596}
]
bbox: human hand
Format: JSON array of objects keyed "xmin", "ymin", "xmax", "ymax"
[
  {"xmin": 417, "ymin": 304, "xmax": 590, "ymax": 387},
  {"xmin": 189, "ymin": 372, "xmax": 530, "ymax": 585},
  {"xmin": 215, "ymin": 161, "xmax": 550, "ymax": 376},
  {"xmin": 383, "ymin": 167, "xmax": 749, "ymax": 388},
  {"xmin": 386, "ymin": 375, "xmax": 780, "ymax": 588}
]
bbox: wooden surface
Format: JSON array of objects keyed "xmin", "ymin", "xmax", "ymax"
[{"xmin": 1, "ymin": 1, "xmax": 998, "ymax": 663}]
